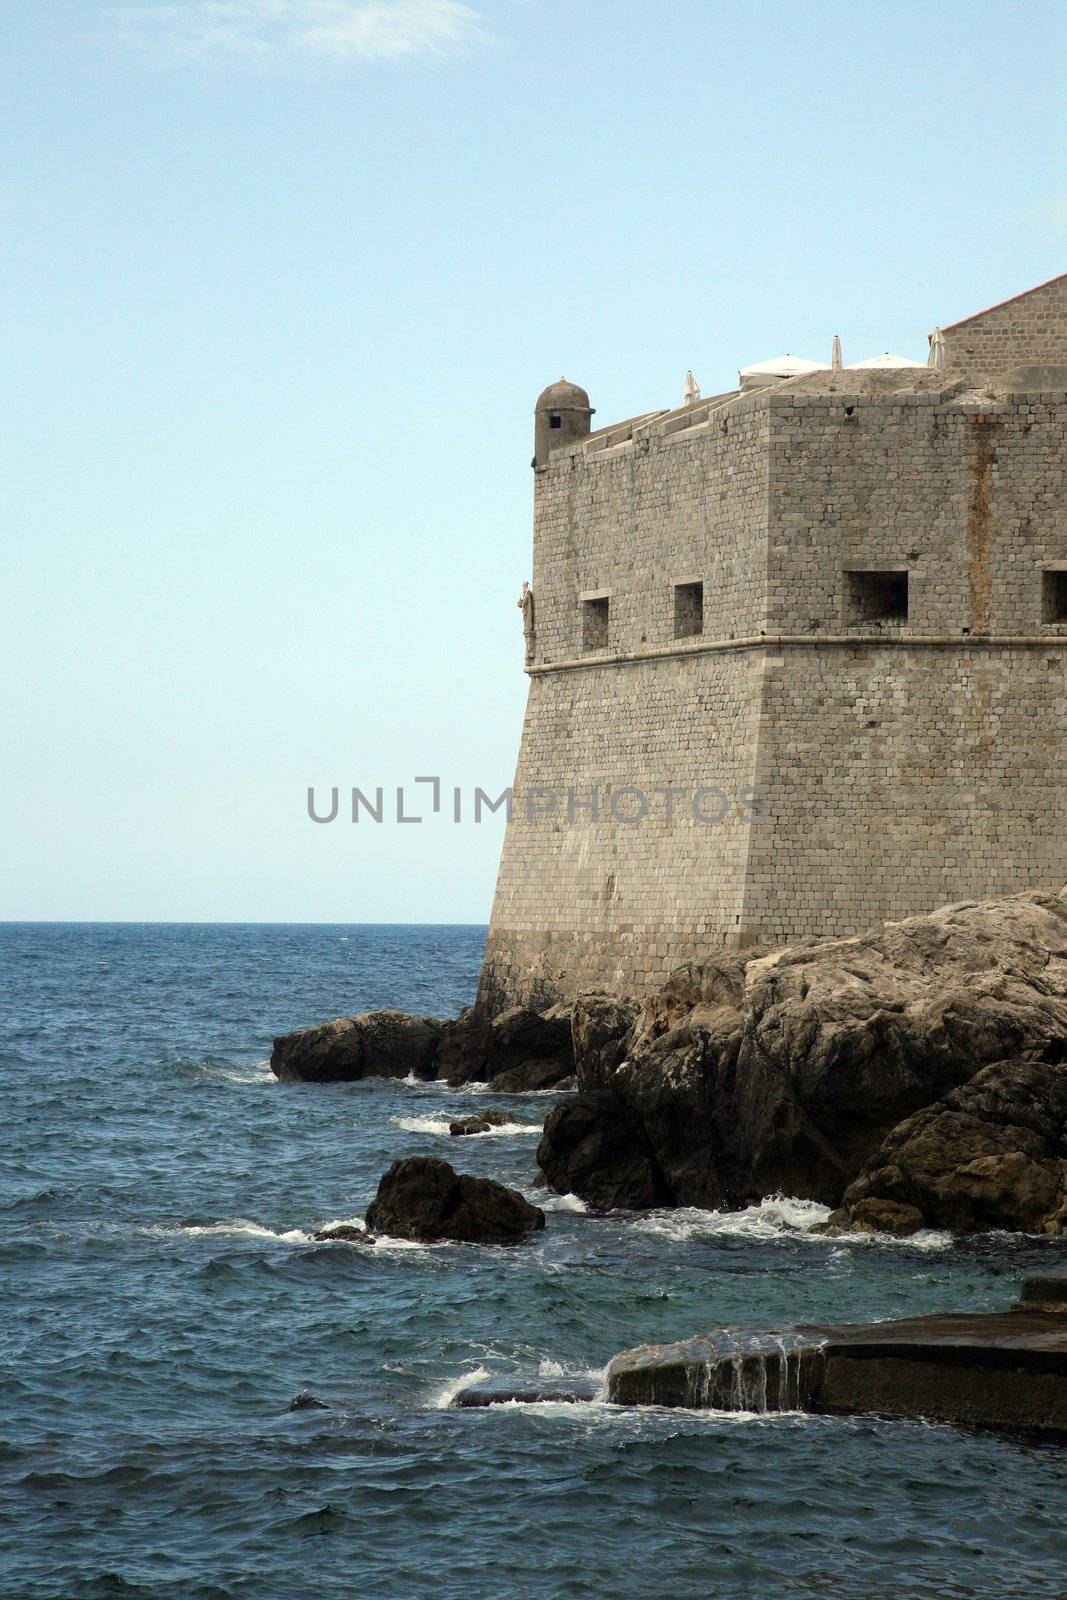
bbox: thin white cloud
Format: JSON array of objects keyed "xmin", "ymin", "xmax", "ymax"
[{"xmin": 111, "ymin": 0, "xmax": 491, "ymax": 64}]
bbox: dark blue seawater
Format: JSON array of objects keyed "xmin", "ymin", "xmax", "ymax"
[{"xmin": 1, "ymin": 923, "xmax": 1065, "ymax": 1600}]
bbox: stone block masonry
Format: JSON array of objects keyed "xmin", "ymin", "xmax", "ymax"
[{"xmin": 479, "ymin": 278, "xmax": 1067, "ymax": 1012}]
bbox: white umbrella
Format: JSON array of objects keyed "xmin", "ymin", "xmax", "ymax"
[
  {"xmin": 928, "ymin": 327, "xmax": 946, "ymax": 370},
  {"xmin": 683, "ymin": 370, "xmax": 701, "ymax": 405},
  {"xmin": 831, "ymin": 334, "xmax": 843, "ymax": 371},
  {"xmin": 849, "ymin": 352, "xmax": 925, "ymax": 369}
]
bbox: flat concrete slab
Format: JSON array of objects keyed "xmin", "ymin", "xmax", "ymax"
[{"xmin": 606, "ymin": 1276, "xmax": 1067, "ymax": 1435}]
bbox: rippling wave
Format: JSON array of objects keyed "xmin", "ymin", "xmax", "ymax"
[{"xmin": 2, "ymin": 922, "xmax": 1065, "ymax": 1600}]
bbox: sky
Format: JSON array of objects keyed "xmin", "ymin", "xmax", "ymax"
[{"xmin": 1, "ymin": 0, "xmax": 1065, "ymax": 922}]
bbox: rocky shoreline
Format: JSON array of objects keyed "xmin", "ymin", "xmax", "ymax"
[
  {"xmin": 271, "ymin": 1002, "xmax": 574, "ymax": 1094},
  {"xmin": 272, "ymin": 887, "xmax": 1067, "ymax": 1240}
]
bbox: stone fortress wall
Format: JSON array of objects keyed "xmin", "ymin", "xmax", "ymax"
[
  {"xmin": 943, "ymin": 272, "xmax": 1067, "ymax": 380},
  {"xmin": 479, "ymin": 275, "xmax": 1067, "ymax": 1013}
]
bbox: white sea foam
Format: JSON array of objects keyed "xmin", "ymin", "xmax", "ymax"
[
  {"xmin": 391, "ymin": 1113, "xmax": 539, "ymax": 1138},
  {"xmin": 312, "ymin": 1214, "xmax": 451, "ymax": 1252},
  {"xmin": 540, "ymin": 1193, "xmax": 590, "ymax": 1214},
  {"xmin": 179, "ymin": 1057, "xmax": 275, "ymax": 1086},
  {"xmin": 315, "ymin": 1214, "xmax": 369, "ymax": 1235},
  {"xmin": 212, "ymin": 1059, "xmax": 275, "ymax": 1085},
  {"xmin": 432, "ymin": 1366, "xmax": 491, "ymax": 1410},
  {"xmin": 468, "ymin": 1394, "xmax": 806, "ymax": 1426},
  {"xmin": 632, "ymin": 1195, "xmax": 953, "ymax": 1250},
  {"xmin": 147, "ymin": 1218, "xmax": 312, "ymax": 1245},
  {"xmin": 537, "ymin": 1359, "xmax": 608, "ymax": 1392},
  {"xmin": 633, "ymin": 1195, "xmax": 831, "ymax": 1243},
  {"xmin": 449, "ymin": 1082, "xmax": 574, "ymax": 1098},
  {"xmin": 830, "ymin": 1228, "xmax": 953, "ymax": 1254}
]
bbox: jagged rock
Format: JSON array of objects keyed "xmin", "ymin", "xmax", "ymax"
[
  {"xmin": 489, "ymin": 1057, "xmax": 569, "ymax": 1093},
  {"xmin": 537, "ymin": 1092, "xmax": 669, "ymax": 1211},
  {"xmin": 483, "ymin": 1005, "xmax": 574, "ymax": 1091},
  {"xmin": 840, "ymin": 1057, "xmax": 1067, "ymax": 1233},
  {"xmin": 271, "ymin": 1000, "xmax": 575, "ymax": 1090},
  {"xmin": 570, "ymin": 994, "xmax": 641, "ymax": 1090},
  {"xmin": 433, "ymin": 1007, "xmax": 495, "ymax": 1084},
  {"xmin": 449, "ymin": 1110, "xmax": 511, "ymax": 1136},
  {"xmin": 312, "ymin": 1224, "xmax": 376, "ymax": 1244},
  {"xmin": 270, "ymin": 1010, "xmax": 442, "ymax": 1083},
  {"xmin": 443, "ymin": 1004, "xmax": 574, "ymax": 1090},
  {"xmin": 427, "ymin": 1003, "xmax": 575, "ymax": 1089},
  {"xmin": 846, "ymin": 1198, "xmax": 924, "ymax": 1236},
  {"xmin": 364, "ymin": 1156, "xmax": 545, "ymax": 1244},
  {"xmin": 538, "ymin": 890, "xmax": 1067, "ymax": 1214}
]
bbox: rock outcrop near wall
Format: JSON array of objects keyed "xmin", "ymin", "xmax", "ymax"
[
  {"xmin": 537, "ymin": 889, "xmax": 1067, "ymax": 1231},
  {"xmin": 270, "ymin": 1003, "xmax": 574, "ymax": 1092}
]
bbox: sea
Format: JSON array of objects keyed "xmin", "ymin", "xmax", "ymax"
[{"xmin": 1, "ymin": 922, "xmax": 1065, "ymax": 1600}]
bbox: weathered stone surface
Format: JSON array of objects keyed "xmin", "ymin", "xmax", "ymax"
[
  {"xmin": 312, "ymin": 1224, "xmax": 376, "ymax": 1244},
  {"xmin": 841, "ymin": 1056, "xmax": 1067, "ymax": 1233},
  {"xmin": 813, "ymin": 1306, "xmax": 1067, "ymax": 1434},
  {"xmin": 570, "ymin": 994, "xmax": 642, "ymax": 1090},
  {"xmin": 271, "ymin": 1001, "xmax": 574, "ymax": 1091},
  {"xmin": 449, "ymin": 1110, "xmax": 511, "ymax": 1136},
  {"xmin": 364, "ymin": 1156, "xmax": 545, "ymax": 1245},
  {"xmin": 607, "ymin": 1334, "xmax": 823, "ymax": 1412},
  {"xmin": 538, "ymin": 890, "xmax": 1067, "ymax": 1213},
  {"xmin": 435, "ymin": 1004, "xmax": 574, "ymax": 1091},
  {"xmin": 844, "ymin": 1198, "xmax": 925, "ymax": 1236},
  {"xmin": 482, "ymin": 293, "xmax": 1067, "ymax": 1015},
  {"xmin": 606, "ymin": 1283, "xmax": 1067, "ymax": 1435},
  {"xmin": 1017, "ymin": 1274, "xmax": 1067, "ymax": 1312},
  {"xmin": 270, "ymin": 1010, "xmax": 442, "ymax": 1084},
  {"xmin": 537, "ymin": 1091, "xmax": 669, "ymax": 1212}
]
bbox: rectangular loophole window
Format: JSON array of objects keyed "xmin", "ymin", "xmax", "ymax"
[
  {"xmin": 582, "ymin": 596, "xmax": 609, "ymax": 651},
  {"xmin": 673, "ymin": 580, "xmax": 704, "ymax": 639},
  {"xmin": 846, "ymin": 569, "xmax": 908, "ymax": 623},
  {"xmin": 1042, "ymin": 569, "xmax": 1067, "ymax": 623},
  {"xmin": 549, "ymin": 414, "xmax": 562, "ymax": 430}
]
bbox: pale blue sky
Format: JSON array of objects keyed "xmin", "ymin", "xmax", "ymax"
[{"xmin": 2, "ymin": 0, "xmax": 1065, "ymax": 921}]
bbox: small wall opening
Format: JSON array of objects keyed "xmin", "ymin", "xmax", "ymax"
[
  {"xmin": 549, "ymin": 414, "xmax": 562, "ymax": 430},
  {"xmin": 674, "ymin": 580, "xmax": 704, "ymax": 639},
  {"xmin": 846, "ymin": 569, "xmax": 909, "ymax": 624},
  {"xmin": 1042, "ymin": 569, "xmax": 1067, "ymax": 623},
  {"xmin": 582, "ymin": 596, "xmax": 609, "ymax": 651}
]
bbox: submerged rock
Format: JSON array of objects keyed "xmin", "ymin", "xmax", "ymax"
[
  {"xmin": 449, "ymin": 1110, "xmax": 512, "ymax": 1136},
  {"xmin": 287, "ymin": 1391, "xmax": 330, "ymax": 1411},
  {"xmin": 270, "ymin": 1010, "xmax": 442, "ymax": 1083},
  {"xmin": 538, "ymin": 890, "xmax": 1067, "ymax": 1216},
  {"xmin": 364, "ymin": 1156, "xmax": 545, "ymax": 1244},
  {"xmin": 452, "ymin": 1375, "xmax": 602, "ymax": 1407},
  {"xmin": 312, "ymin": 1224, "xmax": 376, "ymax": 1244}
]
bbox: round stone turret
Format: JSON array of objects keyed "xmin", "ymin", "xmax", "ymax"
[{"xmin": 534, "ymin": 377, "xmax": 594, "ymax": 468}]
